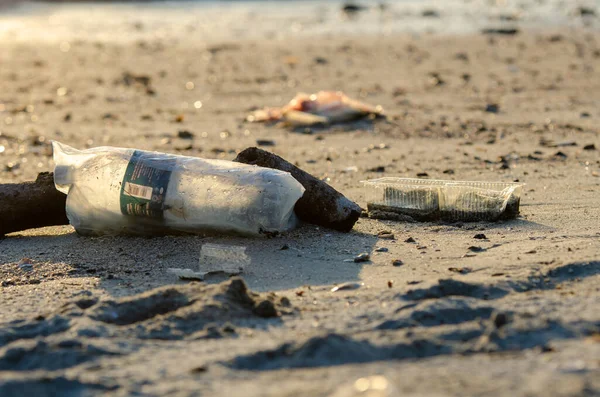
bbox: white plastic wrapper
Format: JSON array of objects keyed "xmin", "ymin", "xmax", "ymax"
[{"xmin": 52, "ymin": 142, "xmax": 305, "ymax": 236}]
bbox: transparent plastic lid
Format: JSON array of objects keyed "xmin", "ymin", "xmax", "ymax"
[{"xmin": 363, "ymin": 178, "xmax": 523, "ymax": 222}]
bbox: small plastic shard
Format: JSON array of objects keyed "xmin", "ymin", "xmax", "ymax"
[
  {"xmin": 168, "ymin": 268, "xmax": 207, "ymax": 281},
  {"xmin": 329, "ymin": 375, "xmax": 399, "ymax": 397},
  {"xmin": 199, "ymin": 243, "xmax": 250, "ymax": 274},
  {"xmin": 331, "ymin": 282, "xmax": 364, "ymax": 292},
  {"xmin": 169, "ymin": 244, "xmax": 250, "ymax": 281},
  {"xmin": 248, "ymin": 91, "xmax": 384, "ymax": 127}
]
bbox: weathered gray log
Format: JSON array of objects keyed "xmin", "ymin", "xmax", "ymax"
[
  {"xmin": 235, "ymin": 147, "xmax": 361, "ymax": 232},
  {"xmin": 0, "ymin": 172, "xmax": 68, "ymax": 236}
]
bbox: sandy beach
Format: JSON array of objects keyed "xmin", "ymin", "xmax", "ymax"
[{"xmin": 0, "ymin": 1, "xmax": 599, "ymax": 396}]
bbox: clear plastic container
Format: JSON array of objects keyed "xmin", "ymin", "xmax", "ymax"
[
  {"xmin": 363, "ymin": 177, "xmax": 523, "ymax": 222},
  {"xmin": 52, "ymin": 142, "xmax": 305, "ymax": 236}
]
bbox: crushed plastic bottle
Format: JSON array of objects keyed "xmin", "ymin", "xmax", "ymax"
[{"xmin": 52, "ymin": 142, "xmax": 305, "ymax": 236}]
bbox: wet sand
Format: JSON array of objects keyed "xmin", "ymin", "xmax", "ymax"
[{"xmin": 0, "ymin": 1, "xmax": 599, "ymax": 396}]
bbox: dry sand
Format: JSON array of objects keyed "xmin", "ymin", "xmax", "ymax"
[{"xmin": 0, "ymin": 1, "xmax": 599, "ymax": 396}]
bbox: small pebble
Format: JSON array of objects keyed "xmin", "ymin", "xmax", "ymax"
[
  {"xmin": 553, "ymin": 151, "xmax": 567, "ymax": 159},
  {"xmin": 485, "ymin": 104, "xmax": 499, "ymax": 113},
  {"xmin": 354, "ymin": 253, "xmax": 370, "ymax": 263},
  {"xmin": 468, "ymin": 246, "xmax": 486, "ymax": 253},
  {"xmin": 473, "ymin": 233, "xmax": 488, "ymax": 240},
  {"xmin": 375, "ymin": 247, "xmax": 389, "ymax": 252},
  {"xmin": 392, "ymin": 259, "xmax": 404, "ymax": 267},
  {"xmin": 448, "ymin": 267, "xmax": 472, "ymax": 274},
  {"xmin": 405, "ymin": 237, "xmax": 416, "ymax": 243},
  {"xmin": 177, "ymin": 130, "xmax": 194, "ymax": 139},
  {"xmin": 583, "ymin": 144, "xmax": 596, "ymax": 151},
  {"xmin": 387, "ymin": 280, "xmax": 394, "ymax": 288},
  {"xmin": 256, "ymin": 139, "xmax": 276, "ymax": 147}
]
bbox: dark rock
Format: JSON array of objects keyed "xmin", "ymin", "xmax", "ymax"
[
  {"xmin": 482, "ymin": 28, "xmax": 519, "ymax": 35},
  {"xmin": 342, "ymin": 3, "xmax": 366, "ymax": 13},
  {"xmin": 474, "ymin": 233, "xmax": 487, "ymax": 240},
  {"xmin": 416, "ymin": 172, "xmax": 429, "ymax": 177},
  {"xmin": 367, "ymin": 166, "xmax": 385, "ymax": 173},
  {"xmin": 485, "ymin": 104, "xmax": 499, "ymax": 113},
  {"xmin": 421, "ymin": 9, "xmax": 440, "ymax": 18},
  {"xmin": 583, "ymin": 144, "xmax": 596, "ymax": 151},
  {"xmin": 578, "ymin": 7, "xmax": 596, "ymax": 17},
  {"xmin": 405, "ymin": 237, "xmax": 416, "ymax": 243},
  {"xmin": 553, "ymin": 151, "xmax": 568, "ymax": 159},
  {"xmin": 177, "ymin": 130, "xmax": 195, "ymax": 139},
  {"xmin": 256, "ymin": 139, "xmax": 276, "ymax": 147},
  {"xmin": 392, "ymin": 259, "xmax": 404, "ymax": 267},
  {"xmin": 468, "ymin": 246, "xmax": 486, "ymax": 253},
  {"xmin": 492, "ymin": 312, "xmax": 510, "ymax": 328}
]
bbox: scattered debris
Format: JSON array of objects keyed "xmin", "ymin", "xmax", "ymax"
[
  {"xmin": 577, "ymin": 7, "xmax": 596, "ymax": 17},
  {"xmin": 392, "ymin": 259, "xmax": 404, "ymax": 267},
  {"xmin": 256, "ymin": 139, "xmax": 276, "ymax": 147},
  {"xmin": 540, "ymin": 138, "xmax": 577, "ymax": 147},
  {"xmin": 448, "ymin": 267, "xmax": 473, "ymax": 274},
  {"xmin": 468, "ymin": 246, "xmax": 486, "ymax": 253},
  {"xmin": 353, "ymin": 253, "xmax": 371, "ymax": 263},
  {"xmin": 331, "ymin": 282, "xmax": 363, "ymax": 292},
  {"xmin": 421, "ymin": 9, "xmax": 440, "ymax": 18},
  {"xmin": 177, "ymin": 130, "xmax": 195, "ymax": 139},
  {"xmin": 427, "ymin": 72, "xmax": 445, "ymax": 87},
  {"xmin": 553, "ymin": 151, "xmax": 568, "ymax": 159},
  {"xmin": 341, "ymin": 3, "xmax": 367, "ymax": 14},
  {"xmin": 482, "ymin": 28, "xmax": 519, "ymax": 35},
  {"xmin": 377, "ymin": 231, "xmax": 395, "ymax": 240},
  {"xmin": 247, "ymin": 91, "xmax": 384, "ymax": 127},
  {"xmin": 485, "ymin": 104, "xmax": 499, "ymax": 113}
]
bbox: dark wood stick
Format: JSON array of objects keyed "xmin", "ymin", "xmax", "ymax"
[
  {"xmin": 0, "ymin": 172, "xmax": 68, "ymax": 236},
  {"xmin": 235, "ymin": 147, "xmax": 361, "ymax": 232}
]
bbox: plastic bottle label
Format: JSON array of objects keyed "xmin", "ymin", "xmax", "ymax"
[{"xmin": 120, "ymin": 150, "xmax": 175, "ymax": 218}]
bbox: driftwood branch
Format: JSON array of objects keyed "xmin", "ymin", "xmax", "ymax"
[
  {"xmin": 0, "ymin": 172, "xmax": 67, "ymax": 236},
  {"xmin": 235, "ymin": 147, "xmax": 361, "ymax": 232}
]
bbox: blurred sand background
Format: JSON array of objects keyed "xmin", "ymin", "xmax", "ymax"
[{"xmin": 0, "ymin": 1, "xmax": 599, "ymax": 396}]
